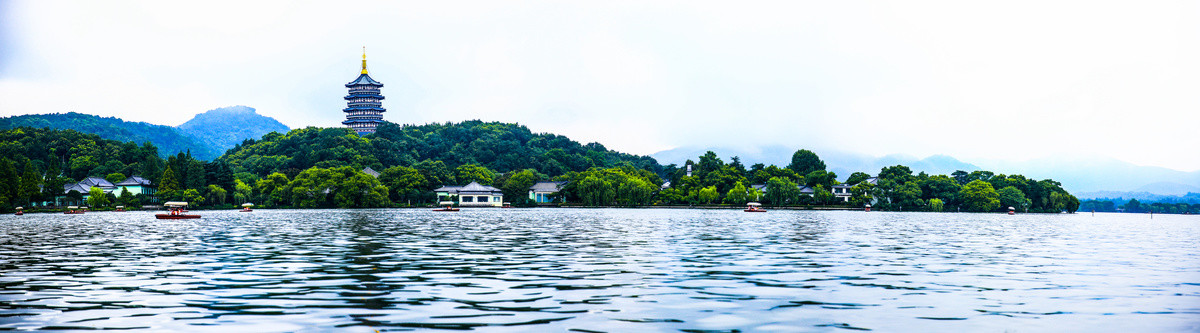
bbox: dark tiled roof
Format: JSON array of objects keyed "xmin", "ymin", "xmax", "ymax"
[
  {"xmin": 799, "ymin": 186, "xmax": 816, "ymax": 194},
  {"xmin": 80, "ymin": 177, "xmax": 115, "ymax": 188},
  {"xmin": 115, "ymin": 175, "xmax": 152, "ymax": 186},
  {"xmin": 459, "ymin": 182, "xmax": 502, "ymax": 194},
  {"xmin": 434, "ymin": 185, "xmax": 462, "ymax": 193},
  {"xmin": 63, "ymin": 183, "xmax": 91, "ymax": 194}
]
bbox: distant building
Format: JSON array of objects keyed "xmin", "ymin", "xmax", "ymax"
[
  {"xmin": 833, "ymin": 177, "xmax": 877, "ymax": 202},
  {"xmin": 361, "ymin": 167, "xmax": 380, "ymax": 178},
  {"xmin": 434, "ymin": 182, "xmax": 504, "ymax": 207},
  {"xmin": 115, "ymin": 175, "xmax": 154, "ymax": 196},
  {"xmin": 57, "ymin": 177, "xmax": 118, "ymax": 206},
  {"xmin": 528, "ymin": 181, "xmax": 567, "ymax": 204},
  {"xmin": 342, "ymin": 48, "xmax": 386, "ymax": 135}
]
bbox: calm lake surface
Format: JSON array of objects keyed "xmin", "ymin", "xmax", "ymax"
[{"xmin": 1, "ymin": 209, "xmax": 1197, "ymax": 332}]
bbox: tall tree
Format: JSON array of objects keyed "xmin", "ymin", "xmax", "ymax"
[
  {"xmin": 787, "ymin": 149, "xmax": 825, "ymax": 175},
  {"xmin": 959, "ymin": 180, "xmax": 1000, "ymax": 212}
]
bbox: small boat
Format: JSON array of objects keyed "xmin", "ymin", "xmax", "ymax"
[
  {"xmin": 14, "ymin": 207, "xmax": 23, "ymax": 216},
  {"xmin": 156, "ymin": 201, "xmax": 201, "ymax": 219},
  {"xmin": 115, "ymin": 206, "xmax": 125, "ymax": 212},
  {"xmin": 744, "ymin": 202, "xmax": 767, "ymax": 212},
  {"xmin": 502, "ymin": 202, "xmax": 514, "ymax": 208},
  {"xmin": 239, "ymin": 203, "xmax": 254, "ymax": 212},
  {"xmin": 64, "ymin": 206, "xmax": 84, "ymax": 214},
  {"xmin": 433, "ymin": 201, "xmax": 459, "ymax": 212},
  {"xmin": 1008, "ymin": 206, "xmax": 1015, "ymax": 215}
]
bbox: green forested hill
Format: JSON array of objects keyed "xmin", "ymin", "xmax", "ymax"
[
  {"xmin": 219, "ymin": 120, "xmax": 663, "ymax": 178},
  {"xmin": 0, "ymin": 112, "xmax": 218, "ymax": 159},
  {"xmin": 0, "ymin": 109, "xmax": 289, "ymax": 161}
]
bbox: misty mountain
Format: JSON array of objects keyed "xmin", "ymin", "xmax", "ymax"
[
  {"xmin": 653, "ymin": 146, "xmax": 1200, "ymax": 195},
  {"xmin": 177, "ymin": 106, "xmax": 289, "ymax": 158},
  {"xmin": 0, "ymin": 108, "xmax": 289, "ymax": 161},
  {"xmin": 0, "ymin": 112, "xmax": 218, "ymax": 159}
]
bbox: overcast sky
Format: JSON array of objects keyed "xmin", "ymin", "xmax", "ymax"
[{"xmin": 2, "ymin": 1, "xmax": 1197, "ymax": 171}]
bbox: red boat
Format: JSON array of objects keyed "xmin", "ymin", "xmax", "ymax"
[
  {"xmin": 156, "ymin": 201, "xmax": 199, "ymax": 219},
  {"xmin": 14, "ymin": 207, "xmax": 23, "ymax": 215},
  {"xmin": 239, "ymin": 203, "xmax": 254, "ymax": 212},
  {"xmin": 64, "ymin": 206, "xmax": 84, "ymax": 214},
  {"xmin": 156, "ymin": 213, "xmax": 201, "ymax": 219},
  {"xmin": 744, "ymin": 202, "xmax": 767, "ymax": 212}
]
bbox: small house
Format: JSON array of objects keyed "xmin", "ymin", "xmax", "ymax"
[
  {"xmin": 434, "ymin": 182, "xmax": 504, "ymax": 207},
  {"xmin": 115, "ymin": 175, "xmax": 154, "ymax": 196},
  {"xmin": 528, "ymin": 181, "xmax": 567, "ymax": 204}
]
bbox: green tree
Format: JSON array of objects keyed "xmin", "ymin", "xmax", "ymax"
[
  {"xmin": 845, "ymin": 172, "xmax": 872, "ymax": 186},
  {"xmin": 804, "ymin": 170, "xmax": 838, "ymax": 189},
  {"xmin": 725, "ymin": 182, "xmax": 749, "ymax": 205},
  {"xmin": 380, "ymin": 166, "xmax": 430, "ymax": 204},
  {"xmin": 255, "ymin": 172, "xmax": 290, "ymax": 206},
  {"xmin": 698, "ymin": 186, "xmax": 719, "ymax": 204},
  {"xmin": 500, "ymin": 169, "xmax": 539, "ymax": 206},
  {"xmin": 454, "ymin": 164, "xmax": 494, "ymax": 185},
  {"xmin": 577, "ymin": 175, "xmax": 613, "ymax": 206},
  {"xmin": 206, "ymin": 185, "xmax": 228, "ymax": 206},
  {"xmin": 997, "ymin": 186, "xmax": 1030, "ymax": 212},
  {"xmin": 765, "ymin": 177, "xmax": 800, "ymax": 206},
  {"xmin": 787, "ymin": 149, "xmax": 826, "ymax": 175},
  {"xmin": 117, "ymin": 187, "xmax": 138, "ymax": 208},
  {"xmin": 105, "ymin": 172, "xmax": 126, "ymax": 185},
  {"xmin": 158, "ymin": 165, "xmax": 182, "ymax": 201},
  {"xmin": 959, "ymin": 180, "xmax": 1000, "ymax": 212},
  {"xmin": 233, "ymin": 179, "xmax": 253, "ymax": 204},
  {"xmin": 929, "ymin": 198, "xmax": 945, "ymax": 212},
  {"xmin": 181, "ymin": 188, "xmax": 204, "ymax": 205},
  {"xmin": 86, "ymin": 187, "xmax": 110, "ymax": 208},
  {"xmin": 813, "ymin": 184, "xmax": 834, "ymax": 205}
]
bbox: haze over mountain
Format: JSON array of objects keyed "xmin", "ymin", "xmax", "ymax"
[
  {"xmin": 653, "ymin": 146, "xmax": 1200, "ymax": 196},
  {"xmin": 0, "ymin": 107, "xmax": 289, "ymax": 161}
]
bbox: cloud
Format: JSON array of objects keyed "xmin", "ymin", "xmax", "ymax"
[{"xmin": 2, "ymin": 0, "xmax": 1198, "ymax": 170}]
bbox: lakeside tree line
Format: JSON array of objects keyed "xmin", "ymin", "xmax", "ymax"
[{"xmin": 1, "ymin": 123, "xmax": 1079, "ymax": 213}]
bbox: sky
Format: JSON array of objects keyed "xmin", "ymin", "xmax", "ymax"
[{"xmin": 1, "ymin": 1, "xmax": 1198, "ymax": 171}]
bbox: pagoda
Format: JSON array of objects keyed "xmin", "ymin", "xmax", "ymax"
[{"xmin": 342, "ymin": 48, "xmax": 386, "ymax": 135}]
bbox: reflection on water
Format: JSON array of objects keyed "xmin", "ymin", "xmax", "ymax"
[{"xmin": 1, "ymin": 209, "xmax": 1198, "ymax": 331}]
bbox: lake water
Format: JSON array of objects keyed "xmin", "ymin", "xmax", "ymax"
[{"xmin": 1, "ymin": 209, "xmax": 1197, "ymax": 332}]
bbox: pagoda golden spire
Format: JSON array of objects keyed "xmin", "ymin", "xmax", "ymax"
[{"xmin": 361, "ymin": 46, "xmax": 369, "ymax": 74}]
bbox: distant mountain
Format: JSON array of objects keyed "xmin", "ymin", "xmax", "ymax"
[
  {"xmin": 972, "ymin": 155, "xmax": 1200, "ymax": 194},
  {"xmin": 0, "ymin": 112, "xmax": 217, "ymax": 159},
  {"xmin": 1075, "ymin": 191, "xmax": 1200, "ymax": 204},
  {"xmin": 652, "ymin": 145, "xmax": 981, "ymax": 179},
  {"xmin": 176, "ymin": 106, "xmax": 289, "ymax": 157},
  {"xmin": 0, "ymin": 108, "xmax": 290, "ymax": 161}
]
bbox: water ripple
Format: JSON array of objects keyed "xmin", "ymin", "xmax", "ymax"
[{"xmin": 1, "ymin": 209, "xmax": 1198, "ymax": 331}]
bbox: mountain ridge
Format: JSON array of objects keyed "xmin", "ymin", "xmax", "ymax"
[{"xmin": 0, "ymin": 108, "xmax": 289, "ymax": 161}]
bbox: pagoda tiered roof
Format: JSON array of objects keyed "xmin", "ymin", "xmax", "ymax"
[{"xmin": 346, "ymin": 73, "xmax": 383, "ymax": 87}]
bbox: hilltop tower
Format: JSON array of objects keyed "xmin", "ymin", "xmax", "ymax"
[{"xmin": 342, "ymin": 47, "xmax": 385, "ymax": 135}]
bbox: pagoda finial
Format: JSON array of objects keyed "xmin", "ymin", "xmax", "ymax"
[{"xmin": 361, "ymin": 46, "xmax": 368, "ymax": 74}]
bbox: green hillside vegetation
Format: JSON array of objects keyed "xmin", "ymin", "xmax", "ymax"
[
  {"xmin": 177, "ymin": 106, "xmax": 289, "ymax": 158},
  {"xmin": 0, "ymin": 123, "xmax": 1079, "ymax": 213},
  {"xmin": 0, "ymin": 112, "xmax": 217, "ymax": 159},
  {"xmin": 0, "ymin": 127, "xmax": 166, "ymax": 211},
  {"xmin": 651, "ymin": 150, "xmax": 1079, "ymax": 213},
  {"xmin": 220, "ymin": 120, "xmax": 662, "ymax": 180}
]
